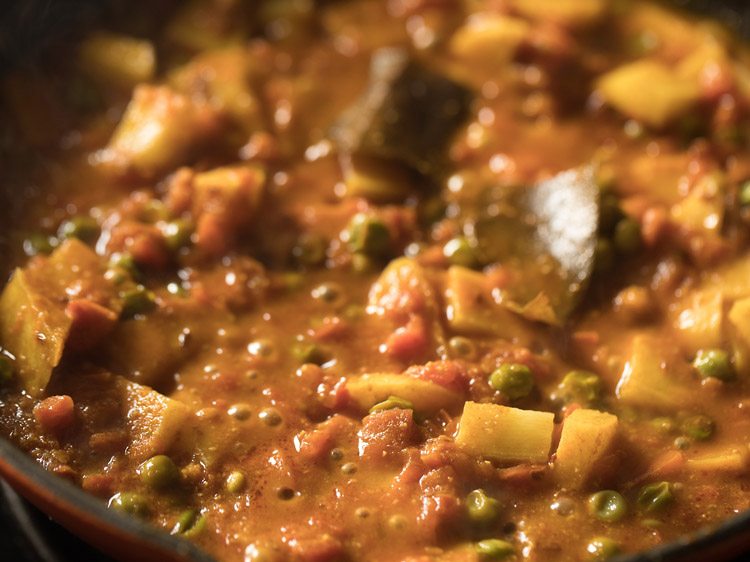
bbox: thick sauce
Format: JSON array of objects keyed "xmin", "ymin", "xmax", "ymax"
[{"xmin": 2, "ymin": 1, "xmax": 750, "ymax": 562}]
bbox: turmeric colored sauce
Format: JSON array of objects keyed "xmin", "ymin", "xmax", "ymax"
[{"xmin": 2, "ymin": 1, "xmax": 750, "ymax": 561}]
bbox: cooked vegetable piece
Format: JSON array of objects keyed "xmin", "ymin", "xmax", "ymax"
[
  {"xmin": 728, "ymin": 297, "xmax": 750, "ymax": 374},
  {"xmin": 118, "ymin": 378, "xmax": 191, "ymax": 461},
  {"xmin": 674, "ymin": 290, "xmax": 724, "ymax": 355},
  {"xmin": 0, "ymin": 240, "xmax": 123, "ymax": 395},
  {"xmin": 510, "ymin": 0, "xmax": 608, "ymax": 27},
  {"xmin": 445, "ymin": 266, "xmax": 528, "ymax": 338},
  {"xmin": 191, "ymin": 165, "xmax": 266, "ymax": 256},
  {"xmin": 587, "ymin": 490, "xmax": 627, "ymax": 523},
  {"xmin": 554, "ymin": 409, "xmax": 619, "ymax": 490},
  {"xmin": 473, "ymin": 167, "xmax": 599, "ymax": 321},
  {"xmin": 138, "ymin": 454, "xmax": 180, "ymax": 489},
  {"xmin": 339, "ymin": 154, "xmax": 414, "ymax": 203},
  {"xmin": 597, "ymin": 60, "xmax": 700, "ymax": 128},
  {"xmin": 489, "ymin": 363, "xmax": 534, "ymax": 400},
  {"xmin": 476, "ymin": 539, "xmax": 514, "ymax": 560},
  {"xmin": 455, "ymin": 402, "xmax": 554, "ymax": 464},
  {"xmin": 109, "ymin": 492, "xmax": 149, "ymax": 517},
  {"xmin": 104, "ymin": 311, "xmax": 200, "ymax": 388},
  {"xmin": 554, "ymin": 370, "xmax": 601, "ymax": 406},
  {"xmin": 449, "ymin": 14, "xmax": 529, "ymax": 71},
  {"xmin": 693, "ymin": 348, "xmax": 734, "ymax": 381},
  {"xmin": 169, "ymin": 47, "xmax": 264, "ymax": 135},
  {"xmin": 346, "ymin": 373, "xmax": 460, "ymax": 414},
  {"xmin": 331, "ymin": 48, "xmax": 471, "ymax": 175},
  {"xmin": 78, "ymin": 32, "xmax": 155, "ymax": 89},
  {"xmin": 0, "ymin": 269, "xmax": 71, "ymax": 396},
  {"xmin": 686, "ymin": 448, "xmax": 749, "ymax": 475},
  {"xmin": 615, "ymin": 335, "xmax": 697, "ymax": 410},
  {"xmin": 636, "ymin": 481, "xmax": 674, "ymax": 513},
  {"xmin": 105, "ymin": 85, "xmax": 220, "ymax": 177},
  {"xmin": 466, "ymin": 489, "xmax": 501, "ymax": 524}
]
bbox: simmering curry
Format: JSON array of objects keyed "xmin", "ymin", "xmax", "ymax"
[{"xmin": 2, "ymin": 1, "xmax": 750, "ymax": 561}]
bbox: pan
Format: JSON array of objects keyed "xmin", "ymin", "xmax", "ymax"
[{"xmin": 0, "ymin": 1, "xmax": 749, "ymax": 561}]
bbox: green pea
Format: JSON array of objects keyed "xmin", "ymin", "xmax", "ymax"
[
  {"xmin": 489, "ymin": 363, "xmax": 534, "ymax": 400},
  {"xmin": 598, "ymin": 193, "xmax": 624, "ymax": 236},
  {"xmin": 586, "ymin": 537, "xmax": 620, "ymax": 561},
  {"xmin": 476, "ymin": 539, "xmax": 514, "ymax": 560},
  {"xmin": 138, "ymin": 455, "xmax": 180, "ymax": 489},
  {"xmin": 587, "ymin": 491, "xmax": 627, "ymax": 523},
  {"xmin": 293, "ymin": 233, "xmax": 327, "ymax": 266},
  {"xmin": 108, "ymin": 253, "xmax": 140, "ymax": 281},
  {"xmin": 556, "ymin": 370, "xmax": 601, "ymax": 405},
  {"xmin": 311, "ymin": 283, "xmax": 342, "ymax": 304},
  {"xmin": 23, "ymin": 233, "xmax": 57, "ymax": 256},
  {"xmin": 369, "ymin": 396, "xmax": 413, "ymax": 414},
  {"xmin": 740, "ymin": 180, "xmax": 750, "ymax": 207},
  {"xmin": 58, "ymin": 215, "xmax": 100, "ymax": 244},
  {"xmin": 466, "ymin": 489, "xmax": 501, "ymax": 524},
  {"xmin": 681, "ymin": 414, "xmax": 715, "ymax": 441},
  {"xmin": 120, "ymin": 286, "xmax": 156, "ymax": 319},
  {"xmin": 637, "ymin": 482, "xmax": 674, "ymax": 513},
  {"xmin": 226, "ymin": 471, "xmax": 246, "ymax": 494},
  {"xmin": 347, "ymin": 214, "xmax": 391, "ymax": 257},
  {"xmin": 162, "ymin": 219, "xmax": 194, "ymax": 251},
  {"xmin": 0, "ymin": 355, "xmax": 14, "ymax": 384},
  {"xmin": 594, "ymin": 239, "xmax": 615, "ymax": 273},
  {"xmin": 447, "ymin": 336, "xmax": 476, "ymax": 360},
  {"xmin": 613, "ymin": 218, "xmax": 642, "ymax": 255},
  {"xmin": 140, "ymin": 199, "xmax": 169, "ymax": 223},
  {"xmin": 292, "ymin": 343, "xmax": 330, "ymax": 366},
  {"xmin": 108, "ymin": 492, "xmax": 148, "ymax": 517},
  {"xmin": 693, "ymin": 349, "xmax": 734, "ymax": 381},
  {"xmin": 351, "ymin": 252, "xmax": 377, "ymax": 274},
  {"xmin": 171, "ymin": 509, "xmax": 206, "ymax": 537},
  {"xmin": 649, "ymin": 417, "xmax": 675, "ymax": 435},
  {"xmin": 443, "ymin": 236, "xmax": 479, "ymax": 268}
]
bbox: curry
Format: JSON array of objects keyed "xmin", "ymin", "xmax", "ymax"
[{"xmin": 1, "ymin": 1, "xmax": 750, "ymax": 561}]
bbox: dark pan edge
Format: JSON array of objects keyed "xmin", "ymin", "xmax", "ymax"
[{"xmin": 0, "ymin": 438, "xmax": 216, "ymax": 562}]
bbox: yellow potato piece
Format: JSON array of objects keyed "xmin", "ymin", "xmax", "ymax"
[
  {"xmin": 78, "ymin": 32, "xmax": 155, "ymax": 89},
  {"xmin": 554, "ymin": 408, "xmax": 619, "ymax": 490},
  {"xmin": 119, "ymin": 378, "xmax": 191, "ymax": 461},
  {"xmin": 511, "ymin": 0, "xmax": 607, "ymax": 27},
  {"xmin": 615, "ymin": 334, "xmax": 697, "ymax": 410},
  {"xmin": 455, "ymin": 402, "xmax": 554, "ymax": 464},
  {"xmin": 346, "ymin": 373, "xmax": 460, "ymax": 414},
  {"xmin": 450, "ymin": 15, "xmax": 530, "ymax": 67},
  {"xmin": 597, "ymin": 60, "xmax": 700, "ymax": 128}
]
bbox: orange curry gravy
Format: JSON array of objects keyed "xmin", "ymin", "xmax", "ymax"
[{"xmin": 2, "ymin": 1, "xmax": 750, "ymax": 561}]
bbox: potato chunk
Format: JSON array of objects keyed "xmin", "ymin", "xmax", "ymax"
[
  {"xmin": 0, "ymin": 240, "xmax": 121, "ymax": 396},
  {"xmin": 450, "ymin": 15, "xmax": 529, "ymax": 69},
  {"xmin": 0, "ymin": 269, "xmax": 71, "ymax": 396},
  {"xmin": 554, "ymin": 409, "xmax": 619, "ymax": 490},
  {"xmin": 455, "ymin": 402, "xmax": 554, "ymax": 464},
  {"xmin": 510, "ymin": 0, "xmax": 608, "ymax": 27},
  {"xmin": 728, "ymin": 297, "xmax": 750, "ymax": 374},
  {"xmin": 615, "ymin": 335, "xmax": 697, "ymax": 410},
  {"xmin": 597, "ymin": 60, "xmax": 700, "ymax": 128},
  {"xmin": 346, "ymin": 373, "xmax": 461, "ymax": 414},
  {"xmin": 673, "ymin": 289, "xmax": 725, "ymax": 356},
  {"xmin": 105, "ymin": 85, "xmax": 220, "ymax": 177},
  {"xmin": 118, "ymin": 378, "xmax": 191, "ymax": 461},
  {"xmin": 445, "ymin": 266, "xmax": 527, "ymax": 339},
  {"xmin": 169, "ymin": 47, "xmax": 264, "ymax": 134},
  {"xmin": 78, "ymin": 32, "xmax": 155, "ymax": 89}
]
